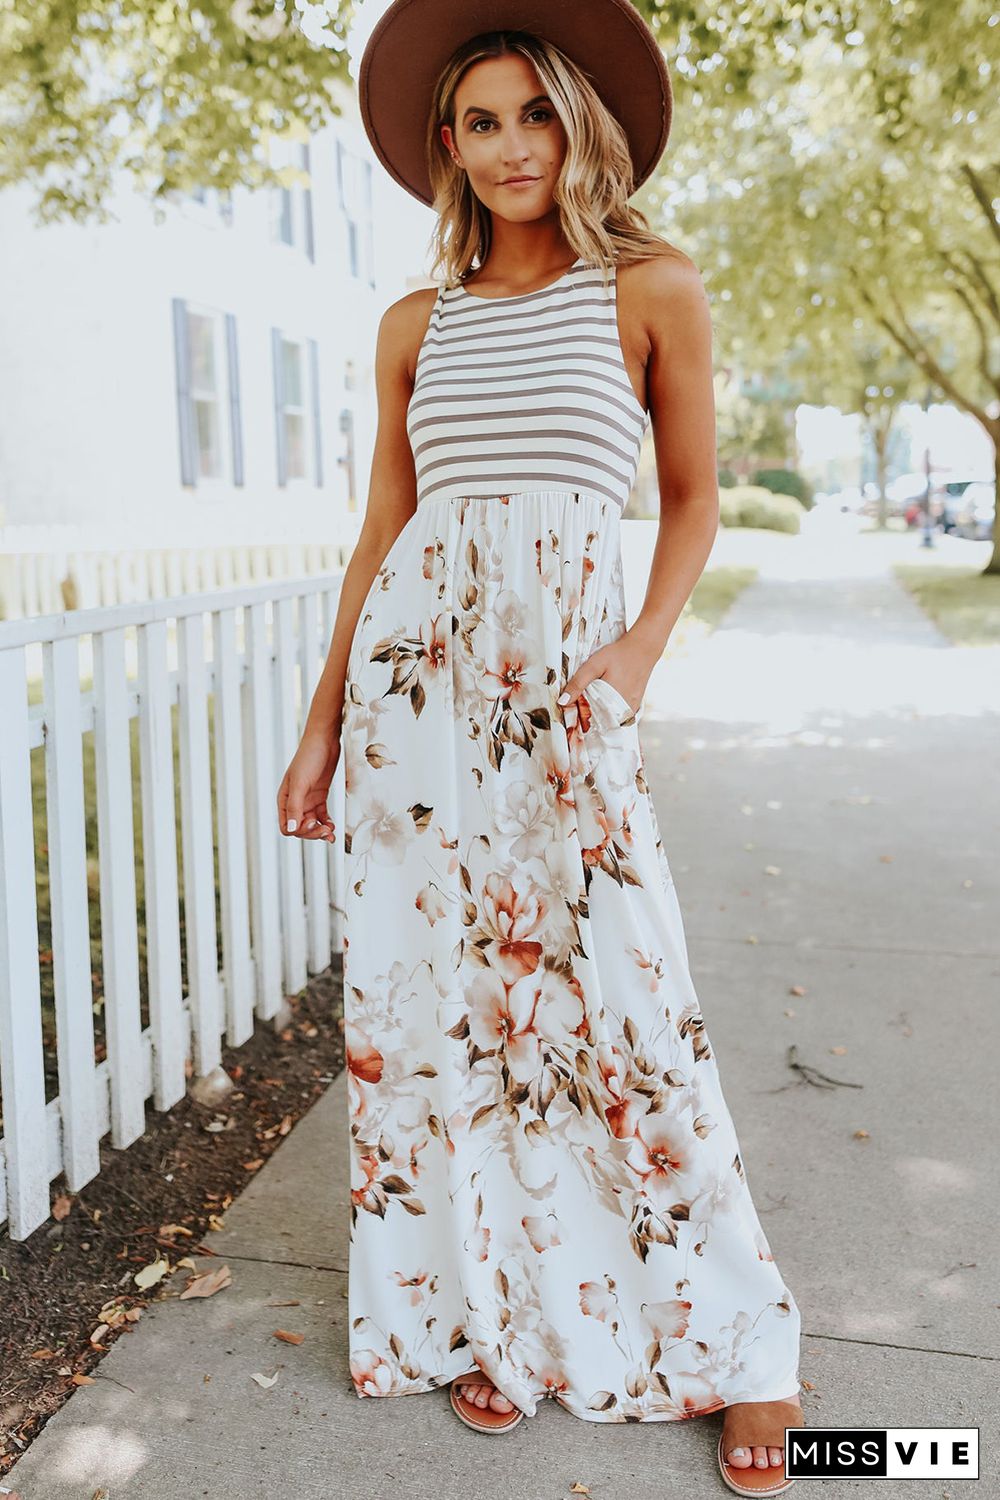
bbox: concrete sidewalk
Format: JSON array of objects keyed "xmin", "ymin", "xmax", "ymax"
[{"xmin": 9, "ymin": 520, "xmax": 999, "ymax": 1498}]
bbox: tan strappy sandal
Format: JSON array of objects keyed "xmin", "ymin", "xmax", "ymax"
[{"xmin": 449, "ymin": 1370, "xmax": 525, "ymax": 1433}]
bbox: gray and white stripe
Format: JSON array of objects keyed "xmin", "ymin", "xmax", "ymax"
[{"xmin": 406, "ymin": 257, "xmax": 648, "ymax": 511}]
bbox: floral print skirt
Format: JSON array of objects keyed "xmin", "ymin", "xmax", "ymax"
[{"xmin": 341, "ymin": 489, "xmax": 801, "ymax": 1422}]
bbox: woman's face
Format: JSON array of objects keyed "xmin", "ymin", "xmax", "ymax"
[{"xmin": 441, "ymin": 53, "xmax": 568, "ymax": 221}]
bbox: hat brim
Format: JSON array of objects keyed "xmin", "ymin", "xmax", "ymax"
[{"xmin": 358, "ymin": 0, "xmax": 672, "ymax": 208}]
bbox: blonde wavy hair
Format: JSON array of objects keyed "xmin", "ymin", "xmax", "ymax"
[{"xmin": 424, "ymin": 29, "xmax": 671, "ymax": 290}]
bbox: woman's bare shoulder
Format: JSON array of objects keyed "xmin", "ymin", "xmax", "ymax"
[
  {"xmin": 378, "ymin": 285, "xmax": 442, "ymax": 383},
  {"xmin": 618, "ymin": 242, "xmax": 709, "ymax": 358},
  {"xmin": 619, "ymin": 240, "xmax": 705, "ymax": 297}
]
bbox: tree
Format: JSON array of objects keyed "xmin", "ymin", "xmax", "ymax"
[
  {"xmin": 640, "ymin": 3, "xmax": 1000, "ymax": 570},
  {"xmin": 0, "ymin": 0, "xmax": 353, "ymax": 220}
]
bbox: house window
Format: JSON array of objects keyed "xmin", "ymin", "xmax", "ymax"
[
  {"xmin": 171, "ymin": 300, "xmax": 244, "ymax": 488},
  {"xmin": 272, "ymin": 329, "xmax": 323, "ymax": 487},
  {"xmin": 189, "ymin": 311, "xmax": 223, "ymax": 478},
  {"xmin": 281, "ymin": 338, "xmax": 306, "ymax": 479},
  {"xmin": 336, "ymin": 139, "xmax": 375, "ymax": 283},
  {"xmin": 269, "ymin": 136, "xmax": 315, "ymax": 260}
]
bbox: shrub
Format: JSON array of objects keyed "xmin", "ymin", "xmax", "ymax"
[
  {"xmin": 753, "ymin": 468, "xmax": 814, "ymax": 509},
  {"xmin": 719, "ymin": 485, "xmax": 803, "ymax": 533}
]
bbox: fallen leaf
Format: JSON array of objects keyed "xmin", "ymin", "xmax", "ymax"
[
  {"xmin": 134, "ymin": 1257, "xmax": 170, "ymax": 1290},
  {"xmin": 789, "ymin": 985, "xmax": 806, "ymax": 997},
  {"xmin": 159, "ymin": 1224, "xmax": 194, "ymax": 1238},
  {"xmin": 570, "ymin": 1485, "xmax": 591, "ymax": 1495},
  {"xmin": 853, "ymin": 1129, "xmax": 870, "ymax": 1139},
  {"xmin": 179, "ymin": 1264, "xmax": 233, "ymax": 1299},
  {"xmin": 243, "ymin": 1159, "xmax": 265, "ymax": 1171},
  {"xmin": 267, "ymin": 1300, "xmax": 301, "ymax": 1308},
  {"xmin": 71, "ymin": 1373, "xmax": 95, "ymax": 1386},
  {"xmin": 273, "ymin": 1330, "xmax": 304, "ymax": 1345},
  {"xmin": 51, "ymin": 1194, "xmax": 73, "ymax": 1221},
  {"xmin": 207, "ymin": 1214, "xmax": 226, "ymax": 1231},
  {"xmin": 89, "ymin": 1325, "xmax": 110, "ymax": 1347}
]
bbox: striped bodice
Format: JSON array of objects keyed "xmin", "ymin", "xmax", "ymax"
[{"xmin": 406, "ymin": 256, "xmax": 648, "ymax": 511}]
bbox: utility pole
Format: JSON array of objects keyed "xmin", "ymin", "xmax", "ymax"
[{"xmin": 921, "ymin": 384, "xmax": 935, "ymax": 549}]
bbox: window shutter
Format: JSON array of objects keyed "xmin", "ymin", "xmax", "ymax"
[
  {"xmin": 308, "ymin": 337, "xmax": 323, "ymax": 487},
  {"xmin": 225, "ymin": 312, "xmax": 244, "ymax": 487},
  {"xmin": 272, "ymin": 327, "xmax": 287, "ymax": 487},
  {"xmin": 171, "ymin": 297, "xmax": 196, "ymax": 486},
  {"xmin": 302, "ymin": 142, "xmax": 315, "ymax": 263},
  {"xmin": 335, "ymin": 139, "xmax": 345, "ymax": 209}
]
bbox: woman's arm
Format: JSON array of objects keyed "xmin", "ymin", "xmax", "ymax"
[
  {"xmin": 629, "ymin": 250, "xmax": 720, "ymax": 660},
  {"xmin": 558, "ymin": 250, "xmax": 720, "ymax": 712},
  {"xmin": 276, "ymin": 285, "xmax": 436, "ymax": 840},
  {"xmin": 299, "ymin": 287, "xmax": 436, "ymax": 744}
]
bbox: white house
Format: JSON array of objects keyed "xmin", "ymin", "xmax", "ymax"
[{"xmin": 0, "ymin": 79, "xmax": 436, "ymax": 556}]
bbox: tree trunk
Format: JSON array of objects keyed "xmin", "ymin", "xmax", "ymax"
[{"xmin": 985, "ymin": 447, "xmax": 1000, "ymax": 576}]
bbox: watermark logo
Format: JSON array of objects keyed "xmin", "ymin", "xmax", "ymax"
[{"xmin": 786, "ymin": 1428, "xmax": 979, "ymax": 1480}]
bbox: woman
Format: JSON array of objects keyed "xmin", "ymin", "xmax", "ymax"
[{"xmin": 277, "ymin": 1, "xmax": 806, "ymax": 1491}]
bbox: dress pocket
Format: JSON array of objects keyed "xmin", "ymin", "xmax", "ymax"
[{"xmin": 584, "ymin": 675, "xmax": 637, "ymax": 730}]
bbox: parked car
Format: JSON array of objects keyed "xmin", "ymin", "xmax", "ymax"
[
  {"xmin": 934, "ymin": 475, "xmax": 991, "ymax": 533},
  {"xmin": 951, "ymin": 480, "xmax": 995, "ymax": 541}
]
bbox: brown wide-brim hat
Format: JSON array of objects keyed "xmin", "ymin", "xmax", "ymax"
[{"xmin": 358, "ymin": 0, "xmax": 672, "ymax": 208}]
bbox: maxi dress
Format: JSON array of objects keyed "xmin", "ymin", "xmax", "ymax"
[{"xmin": 340, "ymin": 255, "xmax": 802, "ymax": 1422}]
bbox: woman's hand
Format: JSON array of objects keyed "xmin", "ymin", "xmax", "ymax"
[
  {"xmin": 277, "ymin": 728, "xmax": 340, "ymax": 842},
  {"xmin": 556, "ymin": 637, "xmax": 652, "ymax": 716}
]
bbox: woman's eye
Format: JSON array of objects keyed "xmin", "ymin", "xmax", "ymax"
[{"xmin": 470, "ymin": 109, "xmax": 551, "ymax": 133}]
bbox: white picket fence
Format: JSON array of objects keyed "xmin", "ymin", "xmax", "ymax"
[
  {"xmin": 0, "ymin": 521, "xmax": 362, "ymax": 621},
  {"xmin": 0, "ymin": 573, "xmax": 348, "ymax": 1240}
]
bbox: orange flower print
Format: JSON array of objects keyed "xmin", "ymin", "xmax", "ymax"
[
  {"xmin": 481, "ymin": 633, "xmax": 532, "ymax": 708},
  {"xmin": 626, "ymin": 1111, "xmax": 691, "ymax": 1204},
  {"xmin": 467, "ymin": 970, "xmax": 540, "ymax": 1084},
  {"xmin": 641, "ymin": 1298, "xmax": 694, "ymax": 1341},
  {"xmin": 350, "ymin": 1348, "xmax": 395, "ymax": 1397},
  {"xmin": 346, "ymin": 1022, "xmax": 384, "ymax": 1084},
  {"xmin": 478, "ymin": 872, "xmax": 546, "ymax": 982},
  {"xmin": 416, "ymin": 613, "xmax": 449, "ymax": 689},
  {"xmin": 596, "ymin": 1042, "xmax": 647, "ymax": 1139}
]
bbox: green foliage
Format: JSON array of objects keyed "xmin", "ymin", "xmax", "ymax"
[
  {"xmin": 717, "ymin": 469, "xmax": 739, "ymax": 489},
  {"xmin": 719, "ymin": 485, "xmax": 803, "ymax": 534},
  {"xmin": 0, "ymin": 0, "xmax": 355, "ymax": 221},
  {"xmin": 753, "ymin": 468, "xmax": 814, "ymax": 509}
]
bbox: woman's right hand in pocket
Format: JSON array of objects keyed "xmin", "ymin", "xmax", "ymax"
[{"xmin": 277, "ymin": 729, "xmax": 341, "ymax": 842}]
